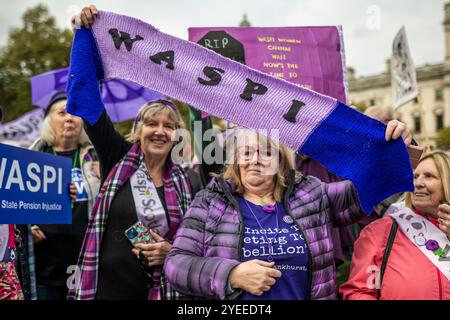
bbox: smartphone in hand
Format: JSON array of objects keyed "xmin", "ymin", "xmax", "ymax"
[{"xmin": 124, "ymin": 221, "xmax": 155, "ymax": 245}]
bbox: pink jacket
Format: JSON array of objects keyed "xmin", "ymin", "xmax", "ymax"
[{"xmin": 340, "ymin": 216, "xmax": 450, "ymax": 300}]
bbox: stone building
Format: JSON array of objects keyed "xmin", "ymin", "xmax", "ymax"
[{"xmin": 348, "ymin": 4, "xmax": 450, "ymax": 147}]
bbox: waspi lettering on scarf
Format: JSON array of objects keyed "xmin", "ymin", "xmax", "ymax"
[{"xmin": 67, "ymin": 11, "xmax": 414, "ymax": 213}]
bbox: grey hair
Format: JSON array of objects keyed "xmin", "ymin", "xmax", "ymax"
[{"xmin": 40, "ymin": 111, "xmax": 90, "ymax": 146}]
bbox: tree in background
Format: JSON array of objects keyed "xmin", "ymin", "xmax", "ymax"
[
  {"xmin": 0, "ymin": 4, "xmax": 72, "ymax": 123},
  {"xmin": 436, "ymin": 127, "xmax": 450, "ymax": 150},
  {"xmin": 0, "ymin": 4, "xmax": 223, "ymax": 141}
]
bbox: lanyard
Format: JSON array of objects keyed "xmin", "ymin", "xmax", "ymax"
[
  {"xmin": 52, "ymin": 147, "xmax": 79, "ymax": 168},
  {"xmin": 53, "ymin": 147, "xmax": 78, "ymax": 208}
]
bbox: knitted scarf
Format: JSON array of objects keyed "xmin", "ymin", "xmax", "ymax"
[
  {"xmin": 67, "ymin": 144, "xmax": 191, "ymax": 300},
  {"xmin": 66, "ymin": 10, "xmax": 414, "ymax": 213}
]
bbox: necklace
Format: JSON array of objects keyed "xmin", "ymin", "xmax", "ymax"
[
  {"xmin": 244, "ymin": 199, "xmax": 279, "ymax": 262},
  {"xmin": 245, "ymin": 193, "xmax": 277, "ymax": 212}
]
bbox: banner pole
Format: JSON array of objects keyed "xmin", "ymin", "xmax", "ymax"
[{"xmin": 417, "ymin": 92, "xmax": 430, "ymax": 149}]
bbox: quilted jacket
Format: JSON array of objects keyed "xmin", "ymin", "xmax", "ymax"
[{"xmin": 164, "ymin": 171, "xmax": 363, "ymax": 299}]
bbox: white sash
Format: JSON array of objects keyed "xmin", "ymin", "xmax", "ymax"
[
  {"xmin": 130, "ymin": 160, "xmax": 169, "ymax": 236},
  {"xmin": 389, "ymin": 207, "xmax": 450, "ymax": 281}
]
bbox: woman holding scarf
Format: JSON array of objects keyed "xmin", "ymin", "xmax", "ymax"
[
  {"xmin": 69, "ymin": 6, "xmax": 204, "ymax": 300},
  {"xmin": 164, "ymin": 126, "xmax": 412, "ymax": 300},
  {"xmin": 340, "ymin": 151, "xmax": 450, "ymax": 300},
  {"xmin": 67, "ymin": 97, "xmax": 194, "ymax": 300}
]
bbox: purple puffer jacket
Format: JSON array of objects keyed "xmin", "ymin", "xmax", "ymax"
[{"xmin": 164, "ymin": 171, "xmax": 363, "ymax": 300}]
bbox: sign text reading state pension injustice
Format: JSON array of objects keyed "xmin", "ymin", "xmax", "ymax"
[{"xmin": 0, "ymin": 143, "xmax": 71, "ymax": 224}]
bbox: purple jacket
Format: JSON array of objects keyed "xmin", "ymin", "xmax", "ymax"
[{"xmin": 164, "ymin": 171, "xmax": 363, "ymax": 300}]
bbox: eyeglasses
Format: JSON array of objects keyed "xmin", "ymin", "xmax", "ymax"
[{"xmin": 237, "ymin": 145, "xmax": 276, "ymax": 162}]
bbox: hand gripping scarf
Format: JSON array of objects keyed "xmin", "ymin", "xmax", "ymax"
[
  {"xmin": 67, "ymin": 144, "xmax": 191, "ymax": 300},
  {"xmin": 66, "ymin": 10, "xmax": 414, "ymax": 214}
]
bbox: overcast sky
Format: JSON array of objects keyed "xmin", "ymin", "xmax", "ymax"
[{"xmin": 0, "ymin": 0, "xmax": 447, "ymax": 77}]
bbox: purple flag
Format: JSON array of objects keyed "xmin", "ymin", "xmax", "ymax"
[
  {"xmin": 30, "ymin": 67, "xmax": 163, "ymax": 122},
  {"xmin": 30, "ymin": 68, "xmax": 68, "ymax": 108},
  {"xmin": 0, "ymin": 108, "xmax": 44, "ymax": 146}
]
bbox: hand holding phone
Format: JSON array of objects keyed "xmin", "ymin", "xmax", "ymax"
[
  {"xmin": 125, "ymin": 221, "xmax": 155, "ymax": 245},
  {"xmin": 132, "ymin": 231, "xmax": 172, "ymax": 267}
]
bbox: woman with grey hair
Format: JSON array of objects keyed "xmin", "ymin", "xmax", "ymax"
[{"xmin": 29, "ymin": 91, "xmax": 101, "ymax": 300}]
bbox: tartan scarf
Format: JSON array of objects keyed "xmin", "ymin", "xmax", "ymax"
[{"xmin": 67, "ymin": 143, "xmax": 191, "ymax": 300}]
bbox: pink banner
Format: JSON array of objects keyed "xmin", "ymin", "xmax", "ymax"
[{"xmin": 189, "ymin": 26, "xmax": 348, "ymax": 103}]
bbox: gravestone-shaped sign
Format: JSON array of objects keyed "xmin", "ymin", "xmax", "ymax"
[
  {"xmin": 197, "ymin": 31, "xmax": 246, "ymax": 64},
  {"xmin": 190, "ymin": 26, "xmax": 348, "ymax": 103}
]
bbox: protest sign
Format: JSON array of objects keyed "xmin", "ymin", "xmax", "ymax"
[
  {"xmin": 392, "ymin": 26, "xmax": 418, "ymax": 109},
  {"xmin": 0, "ymin": 143, "xmax": 72, "ymax": 224},
  {"xmin": 189, "ymin": 26, "xmax": 348, "ymax": 102}
]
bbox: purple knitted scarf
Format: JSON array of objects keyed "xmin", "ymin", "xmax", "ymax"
[{"xmin": 66, "ymin": 10, "xmax": 414, "ymax": 213}]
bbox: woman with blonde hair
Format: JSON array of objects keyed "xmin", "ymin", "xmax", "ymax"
[
  {"xmin": 165, "ymin": 124, "xmax": 411, "ymax": 300},
  {"xmin": 341, "ymin": 150, "xmax": 450, "ymax": 300},
  {"xmin": 67, "ymin": 98, "xmax": 198, "ymax": 300}
]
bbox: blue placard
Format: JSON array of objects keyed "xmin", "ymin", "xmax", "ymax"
[{"xmin": 0, "ymin": 143, "xmax": 72, "ymax": 224}]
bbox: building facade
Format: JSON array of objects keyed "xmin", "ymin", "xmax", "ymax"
[{"xmin": 348, "ymin": 4, "xmax": 450, "ymax": 147}]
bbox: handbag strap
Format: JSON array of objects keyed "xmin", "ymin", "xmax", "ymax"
[
  {"xmin": 8, "ymin": 225, "xmax": 15, "ymax": 250},
  {"xmin": 8, "ymin": 225, "xmax": 16, "ymax": 261},
  {"xmin": 377, "ymin": 218, "xmax": 398, "ymax": 300}
]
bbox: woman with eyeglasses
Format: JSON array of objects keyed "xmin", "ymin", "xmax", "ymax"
[
  {"xmin": 164, "ymin": 126, "xmax": 411, "ymax": 300},
  {"xmin": 75, "ymin": 5, "xmax": 413, "ymax": 300}
]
